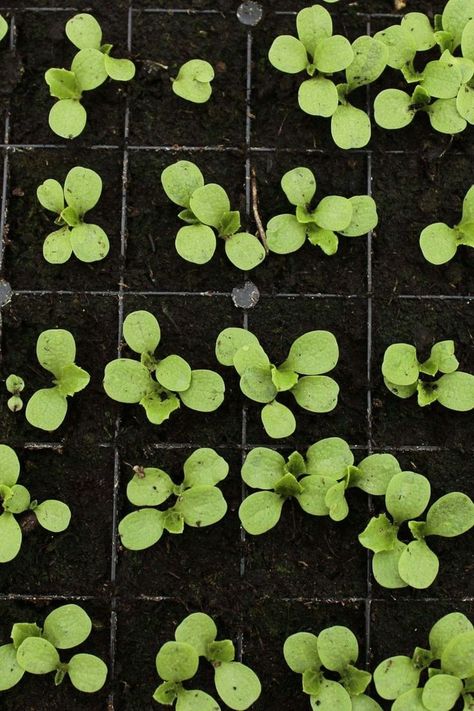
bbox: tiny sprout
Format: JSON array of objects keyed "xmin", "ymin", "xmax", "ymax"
[
  {"xmin": 266, "ymin": 167, "xmax": 378, "ymax": 256},
  {"xmin": 103, "ymin": 310, "xmax": 225, "ymax": 424},
  {"xmin": 118, "ymin": 449, "xmax": 229, "ymax": 550},
  {"xmin": 382, "ymin": 340, "xmax": 474, "ymax": 411},
  {"xmin": 161, "ymin": 160, "xmax": 266, "ymax": 270},
  {"xmin": 25, "ymin": 329, "xmax": 90, "ymax": 431},
  {"xmin": 0, "ymin": 15, "xmax": 8, "ymax": 42},
  {"xmin": 0, "ymin": 604, "xmax": 107, "ymax": 693},
  {"xmin": 37, "ymin": 166, "xmax": 109, "ymax": 264},
  {"xmin": 420, "ymin": 184, "xmax": 474, "ymax": 264},
  {"xmin": 359, "ymin": 471, "xmax": 474, "ymax": 589},
  {"xmin": 172, "ymin": 59, "xmax": 214, "ymax": 103},
  {"xmin": 6, "ymin": 374, "xmax": 25, "ymax": 412},
  {"xmin": 215, "ymin": 327, "xmax": 339, "ymax": 438},
  {"xmin": 153, "ymin": 612, "xmax": 261, "ymax": 710},
  {"xmin": 284, "ymin": 625, "xmax": 381, "ymax": 710},
  {"xmin": 0, "ymin": 444, "xmax": 71, "ymax": 563}
]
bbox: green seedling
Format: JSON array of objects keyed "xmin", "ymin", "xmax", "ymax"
[
  {"xmin": 382, "ymin": 340, "xmax": 474, "ymax": 411},
  {"xmin": 0, "ymin": 604, "xmax": 107, "ymax": 693},
  {"xmin": 46, "ymin": 13, "xmax": 135, "ymax": 139},
  {"xmin": 22, "ymin": 329, "xmax": 90, "ymax": 431},
  {"xmin": 0, "ymin": 444, "xmax": 71, "ymax": 563},
  {"xmin": 161, "ymin": 160, "xmax": 266, "ymax": 270},
  {"xmin": 420, "ymin": 185, "xmax": 474, "ymax": 264},
  {"xmin": 104, "ymin": 310, "xmax": 225, "ymax": 424},
  {"xmin": 215, "ymin": 327, "xmax": 339, "ymax": 438},
  {"xmin": 359, "ymin": 471, "xmax": 474, "ymax": 589},
  {"xmin": 0, "ymin": 15, "xmax": 8, "ymax": 42},
  {"xmin": 284, "ymin": 625, "xmax": 381, "ymax": 711},
  {"xmin": 268, "ymin": 5, "xmax": 388, "ymax": 148},
  {"xmin": 239, "ymin": 438, "xmax": 402, "ymax": 534},
  {"xmin": 5, "ymin": 374, "xmax": 25, "ymax": 412},
  {"xmin": 374, "ymin": 611, "xmax": 474, "ymax": 710},
  {"xmin": 266, "ymin": 167, "xmax": 378, "ymax": 256},
  {"xmin": 172, "ymin": 59, "xmax": 214, "ymax": 103},
  {"xmin": 118, "ymin": 449, "xmax": 229, "ymax": 550},
  {"xmin": 153, "ymin": 612, "xmax": 261, "ymax": 710},
  {"xmin": 37, "ymin": 166, "xmax": 109, "ymax": 264}
]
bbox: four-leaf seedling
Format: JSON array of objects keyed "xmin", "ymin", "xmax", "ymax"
[
  {"xmin": 0, "ymin": 604, "xmax": 107, "ymax": 693},
  {"xmin": 420, "ymin": 184, "xmax": 474, "ymax": 265},
  {"xmin": 37, "ymin": 166, "xmax": 109, "ymax": 264},
  {"xmin": 104, "ymin": 310, "xmax": 225, "ymax": 424},
  {"xmin": 118, "ymin": 449, "xmax": 229, "ymax": 550},
  {"xmin": 154, "ymin": 612, "xmax": 261, "ymax": 710},
  {"xmin": 382, "ymin": 340, "xmax": 474, "ymax": 411}
]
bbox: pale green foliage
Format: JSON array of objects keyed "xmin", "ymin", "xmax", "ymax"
[
  {"xmin": 284, "ymin": 626, "xmax": 380, "ymax": 711},
  {"xmin": 0, "ymin": 444, "xmax": 71, "ymax": 563},
  {"xmin": 5, "ymin": 374, "xmax": 25, "ymax": 412},
  {"xmin": 172, "ymin": 59, "xmax": 214, "ymax": 103},
  {"xmin": 215, "ymin": 327, "xmax": 339, "ymax": 438},
  {"xmin": 266, "ymin": 167, "xmax": 378, "ymax": 256},
  {"xmin": 359, "ymin": 471, "xmax": 474, "ymax": 589},
  {"xmin": 118, "ymin": 449, "xmax": 229, "ymax": 550},
  {"xmin": 268, "ymin": 5, "xmax": 388, "ymax": 148},
  {"xmin": 374, "ymin": 611, "xmax": 474, "ymax": 710},
  {"xmin": 0, "ymin": 15, "xmax": 9, "ymax": 42},
  {"xmin": 46, "ymin": 13, "xmax": 135, "ymax": 138},
  {"xmin": 24, "ymin": 329, "xmax": 90, "ymax": 431},
  {"xmin": 420, "ymin": 185, "xmax": 474, "ymax": 264},
  {"xmin": 161, "ymin": 160, "xmax": 266, "ymax": 270},
  {"xmin": 382, "ymin": 340, "xmax": 474, "ymax": 411},
  {"xmin": 0, "ymin": 604, "xmax": 107, "ymax": 693},
  {"xmin": 37, "ymin": 166, "xmax": 109, "ymax": 264},
  {"xmin": 153, "ymin": 613, "xmax": 261, "ymax": 710},
  {"xmin": 103, "ymin": 310, "xmax": 225, "ymax": 424}
]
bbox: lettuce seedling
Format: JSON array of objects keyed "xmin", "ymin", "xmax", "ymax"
[
  {"xmin": 161, "ymin": 160, "xmax": 266, "ymax": 270},
  {"xmin": 0, "ymin": 444, "xmax": 71, "ymax": 563},
  {"xmin": 153, "ymin": 612, "xmax": 261, "ymax": 710},
  {"xmin": 5, "ymin": 374, "xmax": 25, "ymax": 412},
  {"xmin": 22, "ymin": 329, "xmax": 90, "ymax": 431},
  {"xmin": 118, "ymin": 448, "xmax": 229, "ymax": 550},
  {"xmin": 215, "ymin": 327, "xmax": 339, "ymax": 438},
  {"xmin": 0, "ymin": 604, "xmax": 107, "ymax": 693},
  {"xmin": 382, "ymin": 340, "xmax": 474, "ymax": 411},
  {"xmin": 239, "ymin": 438, "xmax": 402, "ymax": 534},
  {"xmin": 266, "ymin": 167, "xmax": 378, "ymax": 256},
  {"xmin": 0, "ymin": 15, "xmax": 8, "ymax": 42},
  {"xmin": 37, "ymin": 166, "xmax": 109, "ymax": 264},
  {"xmin": 268, "ymin": 5, "xmax": 388, "ymax": 148},
  {"xmin": 104, "ymin": 310, "xmax": 225, "ymax": 424},
  {"xmin": 284, "ymin": 625, "xmax": 381, "ymax": 711},
  {"xmin": 45, "ymin": 13, "xmax": 135, "ymax": 139},
  {"xmin": 359, "ymin": 471, "xmax": 474, "ymax": 589},
  {"xmin": 420, "ymin": 184, "xmax": 474, "ymax": 264},
  {"xmin": 172, "ymin": 59, "xmax": 214, "ymax": 103},
  {"xmin": 374, "ymin": 611, "xmax": 474, "ymax": 710}
]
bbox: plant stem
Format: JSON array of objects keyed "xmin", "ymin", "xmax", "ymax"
[{"xmin": 251, "ymin": 167, "xmax": 269, "ymax": 255}]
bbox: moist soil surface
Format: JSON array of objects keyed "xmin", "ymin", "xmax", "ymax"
[{"xmin": 0, "ymin": 1, "xmax": 473, "ymax": 710}]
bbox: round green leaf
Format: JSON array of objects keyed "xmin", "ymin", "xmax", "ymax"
[
  {"xmin": 398, "ymin": 540, "xmax": 439, "ymax": 589},
  {"xmin": 66, "ymin": 13, "xmax": 102, "ymax": 50},
  {"xmin": 313, "ymin": 196, "xmax": 353, "ymax": 232},
  {"xmin": 175, "ymin": 613, "xmax": 217, "ymax": 657},
  {"xmin": 49, "ymin": 99, "xmax": 87, "ymax": 139},
  {"xmin": 402, "ymin": 12, "xmax": 436, "ymax": 51},
  {"xmin": 175, "ymin": 224, "xmax": 216, "ymax": 265},
  {"xmin": 123, "ymin": 310, "xmax": 160, "ymax": 354},
  {"xmin": 374, "ymin": 25, "xmax": 416, "ymax": 69},
  {"xmin": 0, "ymin": 643, "xmax": 24, "ymax": 691},
  {"xmin": 0, "ymin": 445, "xmax": 20, "ymax": 487},
  {"xmin": 317, "ymin": 626, "xmax": 358, "ymax": 672},
  {"xmin": 296, "ymin": 4, "xmax": 332, "ymax": 53},
  {"xmin": 266, "ymin": 214, "xmax": 307, "ymax": 255},
  {"xmin": 64, "ymin": 166, "xmax": 102, "ymax": 215},
  {"xmin": 283, "ymin": 632, "xmax": 320, "ymax": 673},
  {"xmin": 118, "ymin": 508, "xmax": 164, "ymax": 550},
  {"xmin": 239, "ymin": 491, "xmax": 284, "ymax": 534},
  {"xmin": 261, "ymin": 400, "xmax": 296, "ymax": 438},
  {"xmin": 214, "ymin": 660, "xmax": 261, "ymax": 710},
  {"xmin": 351, "ymin": 695, "xmax": 383, "ymax": 711},
  {"xmin": 215, "ymin": 328, "xmax": 260, "ymax": 366},
  {"xmin": 462, "ymin": 18, "xmax": 474, "ymax": 60},
  {"xmin": 127, "ymin": 468, "xmax": 173, "ymax": 507},
  {"xmin": 156, "ymin": 355, "xmax": 192, "ymax": 392},
  {"xmin": 172, "ymin": 59, "xmax": 214, "ymax": 103},
  {"xmin": 70, "ymin": 223, "xmax": 109, "ymax": 262},
  {"xmin": 240, "ymin": 366, "xmax": 277, "ymax": 404},
  {"xmin": 43, "ymin": 604, "xmax": 91, "ymax": 650},
  {"xmin": 429, "ymin": 613, "xmax": 473, "ymax": 659},
  {"xmin": 180, "ymin": 370, "xmax": 225, "ymax": 412},
  {"xmin": 176, "ymin": 689, "xmax": 220, "ymax": 711},
  {"xmin": 385, "ymin": 471, "xmax": 431, "ymax": 523},
  {"xmin": 298, "ymin": 77, "xmax": 338, "ymax": 118},
  {"xmin": 346, "ymin": 36, "xmax": 388, "ymax": 89},
  {"xmin": 358, "ymin": 514, "xmax": 398, "ymax": 553},
  {"xmin": 374, "ymin": 89, "xmax": 414, "ymax": 130},
  {"xmin": 25, "ymin": 388, "xmax": 68, "ymax": 431},
  {"xmin": 457, "ymin": 83, "xmax": 474, "ymax": 124},
  {"xmin": 37, "ymin": 178, "xmax": 64, "ymax": 214},
  {"xmin": 306, "ymin": 437, "xmax": 353, "ymax": 478},
  {"xmin": 392, "ymin": 688, "xmax": 427, "ymax": 711},
  {"xmin": 104, "ymin": 54, "xmax": 135, "ymax": 81},
  {"xmin": 17, "ymin": 637, "xmax": 59, "ymax": 674},
  {"xmin": 352, "ymin": 453, "xmax": 401, "ymax": 495},
  {"xmin": 286, "ymin": 331, "xmax": 339, "ymax": 375},
  {"xmin": 382, "ymin": 343, "xmax": 419, "ymax": 386},
  {"xmin": 428, "ymin": 98, "xmax": 467, "ymax": 134},
  {"xmin": 331, "ymin": 104, "xmax": 371, "ymax": 149},
  {"xmin": 34, "ymin": 500, "xmax": 71, "ymax": 532},
  {"xmin": 103, "ymin": 359, "xmax": 152, "ymax": 403},
  {"xmin": 156, "ymin": 641, "xmax": 199, "ymax": 683},
  {"xmin": 233, "ymin": 344, "xmax": 269, "ymax": 376},
  {"xmin": 0, "ymin": 512, "xmax": 22, "ymax": 563},
  {"xmin": 426, "ymin": 492, "xmax": 474, "ymax": 537},
  {"xmin": 422, "ymin": 60, "xmax": 462, "ymax": 99},
  {"xmin": 306, "ymin": 225, "xmax": 338, "ymax": 254},
  {"xmin": 435, "ymin": 372, "xmax": 474, "ymax": 411},
  {"xmin": 310, "ymin": 679, "xmax": 352, "ymax": 711},
  {"xmin": 422, "ymin": 673, "xmax": 463, "ymax": 711},
  {"xmin": 339, "ymin": 196, "xmax": 378, "ymax": 237},
  {"xmin": 372, "ymin": 541, "xmax": 409, "ymax": 589},
  {"xmin": 190, "ymin": 184, "xmax": 230, "ymax": 229},
  {"xmin": 420, "ymin": 223, "xmax": 458, "ymax": 265},
  {"xmin": 67, "ymin": 653, "xmax": 107, "ymax": 693},
  {"xmin": 374, "ymin": 656, "xmax": 420, "ymax": 700},
  {"xmin": 442, "ymin": 0, "xmax": 474, "ymax": 49},
  {"xmin": 268, "ymin": 35, "xmax": 308, "ymax": 74},
  {"xmin": 441, "ymin": 631, "xmax": 474, "ymax": 678},
  {"xmin": 176, "ymin": 485, "xmax": 227, "ymax": 527},
  {"xmin": 292, "ymin": 376, "xmax": 339, "ymax": 413},
  {"xmin": 161, "ymin": 161, "xmax": 204, "ymax": 208},
  {"xmin": 296, "ymin": 475, "xmax": 336, "ymax": 516},
  {"xmin": 43, "ymin": 227, "xmax": 73, "ymax": 264},
  {"xmin": 45, "ymin": 68, "xmax": 81, "ymax": 101},
  {"xmin": 225, "ymin": 232, "xmax": 265, "ymax": 271},
  {"xmin": 241, "ymin": 447, "xmax": 286, "ymax": 489},
  {"xmin": 36, "ymin": 329, "xmax": 75, "ymax": 374},
  {"xmin": 314, "ymin": 35, "xmax": 354, "ymax": 73},
  {"xmin": 71, "ymin": 48, "xmax": 107, "ymax": 91},
  {"xmin": 183, "ymin": 449, "xmax": 229, "ymax": 487}
]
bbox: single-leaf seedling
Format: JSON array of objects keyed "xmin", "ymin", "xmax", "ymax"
[
  {"xmin": 420, "ymin": 184, "xmax": 474, "ymax": 264},
  {"xmin": 172, "ymin": 59, "xmax": 214, "ymax": 103}
]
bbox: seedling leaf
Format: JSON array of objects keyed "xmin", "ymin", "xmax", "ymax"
[
  {"xmin": 215, "ymin": 328, "xmax": 260, "ymax": 366},
  {"xmin": 398, "ymin": 540, "xmax": 439, "ymax": 589},
  {"xmin": 0, "ymin": 445, "xmax": 20, "ymax": 487},
  {"xmin": 241, "ymin": 447, "xmax": 285, "ymax": 489},
  {"xmin": 331, "ymin": 104, "xmax": 371, "ymax": 149},
  {"xmin": 37, "ymin": 179, "xmax": 64, "ymax": 214},
  {"xmin": 225, "ymin": 232, "xmax": 266, "ymax": 271},
  {"xmin": 425, "ymin": 492, "xmax": 474, "ymax": 537},
  {"xmin": 175, "ymin": 224, "xmax": 216, "ymax": 265},
  {"xmin": 176, "ymin": 486, "xmax": 227, "ymax": 527},
  {"xmin": 118, "ymin": 508, "xmax": 164, "ymax": 550},
  {"xmin": 372, "ymin": 541, "xmax": 409, "ymax": 589},
  {"xmin": 190, "ymin": 184, "xmax": 230, "ymax": 229},
  {"xmin": 0, "ymin": 512, "xmax": 22, "ymax": 563},
  {"xmin": 123, "ymin": 310, "xmax": 161, "ymax": 354},
  {"xmin": 385, "ymin": 472, "xmax": 431, "ymax": 523},
  {"xmin": 422, "ymin": 673, "xmax": 463, "ymax": 711},
  {"xmin": 340, "ymin": 196, "xmax": 378, "ymax": 236},
  {"xmin": 441, "ymin": 631, "xmax": 474, "ymax": 678},
  {"xmin": 435, "ymin": 372, "xmax": 474, "ymax": 411},
  {"xmin": 127, "ymin": 468, "xmax": 173, "ymax": 506},
  {"xmin": 306, "ymin": 437, "xmax": 353, "ymax": 478},
  {"xmin": 71, "ymin": 48, "xmax": 107, "ymax": 91},
  {"xmin": 317, "ymin": 626, "xmax": 358, "ymax": 672},
  {"xmin": 48, "ymin": 99, "xmax": 87, "ymax": 139},
  {"xmin": 0, "ymin": 644, "xmax": 24, "ymax": 691},
  {"xmin": 161, "ymin": 161, "xmax": 205, "ymax": 208},
  {"xmin": 66, "ymin": 13, "xmax": 102, "ymax": 50},
  {"xmin": 214, "ymin": 661, "xmax": 261, "ymax": 710},
  {"xmin": 374, "ymin": 655, "xmax": 420, "ymax": 700},
  {"xmin": 429, "ymin": 613, "xmax": 474, "ymax": 659},
  {"xmin": 346, "ymin": 36, "xmax": 388, "ymax": 89},
  {"xmin": 25, "ymin": 388, "xmax": 68, "ymax": 431},
  {"xmin": 374, "ymin": 89, "xmax": 414, "ymax": 130},
  {"xmin": 298, "ymin": 77, "xmax": 339, "ymax": 117},
  {"xmin": 296, "ymin": 5, "xmax": 332, "ymax": 53},
  {"xmin": 103, "ymin": 54, "xmax": 135, "ymax": 81},
  {"xmin": 286, "ymin": 331, "xmax": 338, "ymax": 375},
  {"xmin": 292, "ymin": 375, "xmax": 339, "ymax": 412},
  {"xmin": 17, "ymin": 637, "xmax": 60, "ymax": 674},
  {"xmin": 43, "ymin": 604, "xmax": 91, "ymax": 649},
  {"xmin": 238, "ymin": 491, "xmax": 284, "ymax": 534},
  {"xmin": 103, "ymin": 359, "xmax": 152, "ymax": 403},
  {"xmin": 268, "ymin": 35, "xmax": 308, "ymax": 74},
  {"xmin": 179, "ymin": 370, "xmax": 225, "ymax": 412},
  {"xmin": 68, "ymin": 653, "xmax": 107, "ymax": 693},
  {"xmin": 310, "ymin": 679, "xmax": 352, "ymax": 711},
  {"xmin": 266, "ymin": 214, "xmax": 307, "ymax": 254},
  {"xmin": 314, "ymin": 35, "xmax": 354, "ymax": 73},
  {"xmin": 34, "ymin": 500, "xmax": 71, "ymax": 532},
  {"xmin": 43, "ymin": 227, "xmax": 73, "ymax": 264},
  {"xmin": 313, "ymin": 196, "xmax": 352, "ymax": 232},
  {"xmin": 156, "ymin": 355, "xmax": 192, "ymax": 392},
  {"xmin": 173, "ymin": 59, "xmax": 214, "ymax": 103},
  {"xmin": 283, "ymin": 632, "xmax": 320, "ymax": 674}
]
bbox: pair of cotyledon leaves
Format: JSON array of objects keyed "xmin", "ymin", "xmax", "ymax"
[
  {"xmin": 103, "ymin": 310, "xmax": 225, "ymax": 425},
  {"xmin": 0, "ymin": 604, "xmax": 107, "ymax": 694},
  {"xmin": 0, "ymin": 444, "xmax": 71, "ymax": 563},
  {"xmin": 161, "ymin": 160, "xmax": 266, "ymax": 271},
  {"xmin": 420, "ymin": 184, "xmax": 474, "ymax": 265},
  {"xmin": 374, "ymin": 611, "xmax": 474, "ymax": 711},
  {"xmin": 154, "ymin": 612, "xmax": 261, "ymax": 711},
  {"xmin": 284, "ymin": 626, "xmax": 381, "ymax": 711},
  {"xmin": 215, "ymin": 327, "xmax": 339, "ymax": 438},
  {"xmin": 172, "ymin": 59, "xmax": 214, "ymax": 103},
  {"xmin": 37, "ymin": 166, "xmax": 109, "ymax": 264},
  {"xmin": 118, "ymin": 449, "xmax": 229, "ymax": 551},
  {"xmin": 45, "ymin": 13, "xmax": 135, "ymax": 138},
  {"xmin": 382, "ymin": 340, "xmax": 474, "ymax": 412},
  {"xmin": 266, "ymin": 166, "xmax": 378, "ymax": 256}
]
